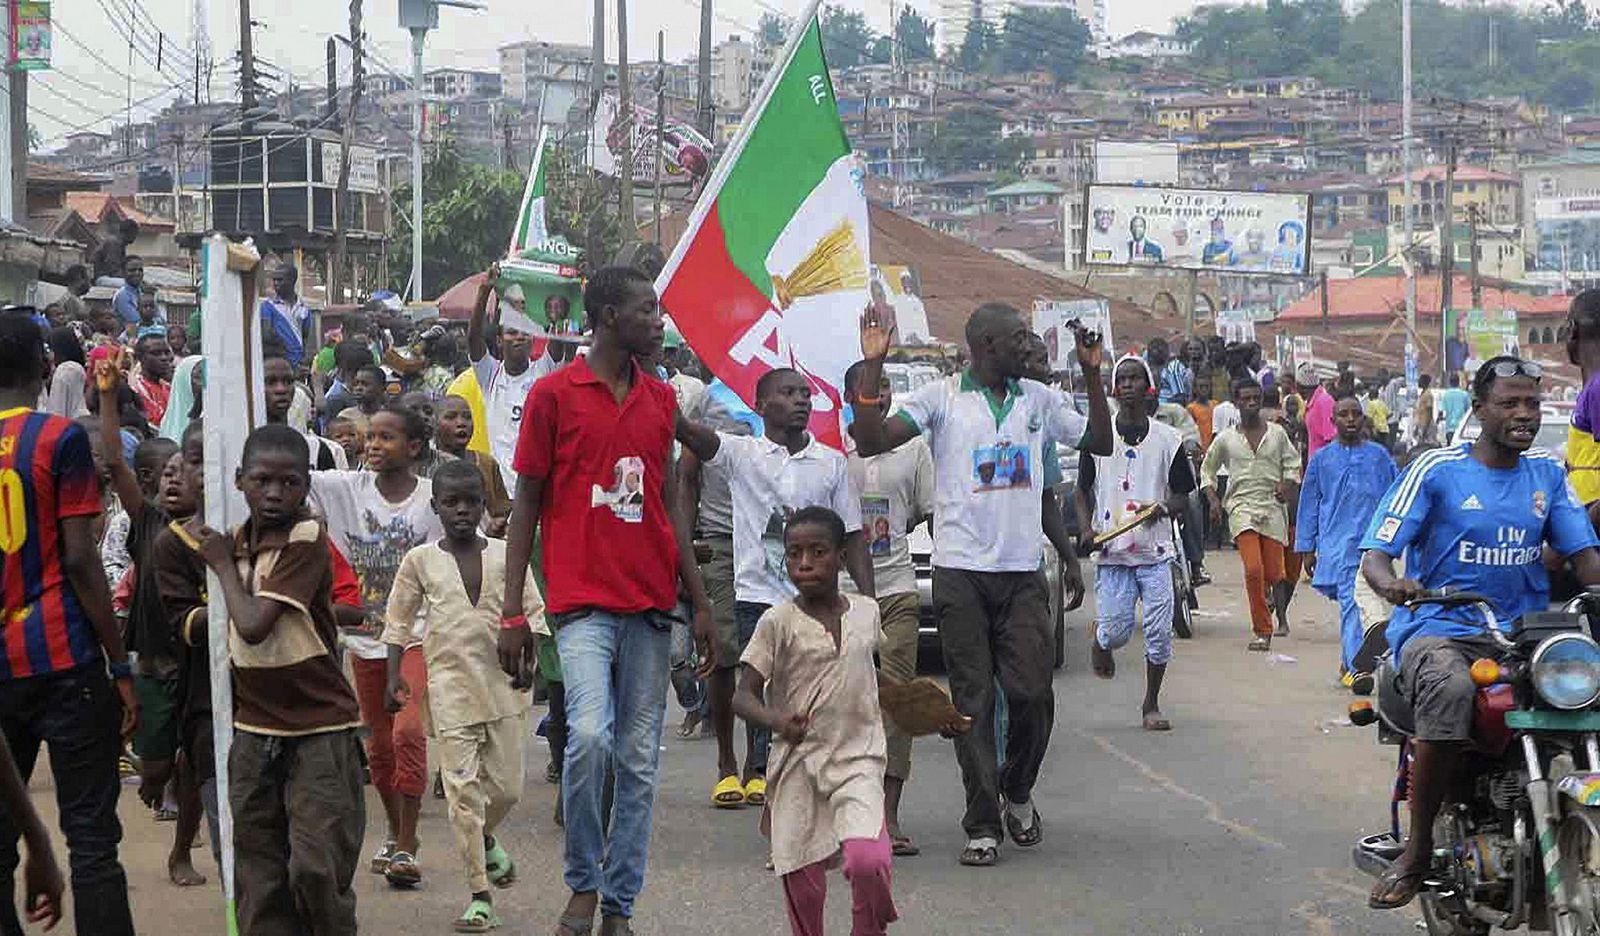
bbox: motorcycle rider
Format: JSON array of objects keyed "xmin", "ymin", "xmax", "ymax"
[{"xmin": 1360, "ymin": 355, "xmax": 1600, "ymax": 910}]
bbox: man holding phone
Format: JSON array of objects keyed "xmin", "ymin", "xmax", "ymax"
[{"xmin": 851, "ymin": 301, "xmax": 1112, "ymax": 867}]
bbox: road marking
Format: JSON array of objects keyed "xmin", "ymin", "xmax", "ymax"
[{"xmin": 1077, "ymin": 730, "xmax": 1287, "ymax": 850}]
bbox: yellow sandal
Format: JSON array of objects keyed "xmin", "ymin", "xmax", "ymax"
[
  {"xmin": 743, "ymin": 776, "xmax": 767, "ymax": 806},
  {"xmin": 712, "ymin": 775, "xmax": 746, "ymax": 808}
]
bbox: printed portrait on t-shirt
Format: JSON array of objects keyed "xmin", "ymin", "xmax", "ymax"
[
  {"xmin": 591, "ymin": 455, "xmax": 646, "ymax": 523},
  {"xmin": 344, "ymin": 509, "xmax": 428, "ymax": 617},
  {"xmin": 860, "ymin": 494, "xmax": 892, "ymax": 557},
  {"xmin": 971, "ymin": 442, "xmax": 1031, "ymax": 492}
]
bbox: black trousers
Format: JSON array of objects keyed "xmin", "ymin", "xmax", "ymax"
[
  {"xmin": 932, "ymin": 568, "xmax": 1055, "ymax": 841},
  {"xmin": 0, "ymin": 665, "xmax": 135, "ymax": 936}
]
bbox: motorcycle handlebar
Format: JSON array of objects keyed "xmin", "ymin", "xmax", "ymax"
[{"xmin": 1402, "ymin": 589, "xmax": 1495, "ymax": 610}]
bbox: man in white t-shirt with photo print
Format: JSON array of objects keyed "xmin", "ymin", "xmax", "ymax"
[{"xmin": 850, "ymin": 301, "xmax": 1113, "ymax": 868}]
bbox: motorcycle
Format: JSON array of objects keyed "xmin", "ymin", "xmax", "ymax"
[{"xmin": 1351, "ymin": 590, "xmax": 1600, "ymax": 935}]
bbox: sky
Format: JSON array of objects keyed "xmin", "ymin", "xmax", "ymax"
[{"xmin": 36, "ymin": 0, "xmax": 1207, "ymax": 150}]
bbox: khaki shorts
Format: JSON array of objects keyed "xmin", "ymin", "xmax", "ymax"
[{"xmin": 699, "ymin": 537, "xmax": 740, "ymax": 670}]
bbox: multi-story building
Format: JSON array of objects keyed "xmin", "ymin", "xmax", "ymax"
[
  {"xmin": 499, "ymin": 41, "xmax": 593, "ymax": 127},
  {"xmin": 1225, "ymin": 76, "xmax": 1320, "ymax": 99},
  {"xmin": 1521, "ymin": 151, "xmax": 1600, "ymax": 271},
  {"xmin": 1384, "ymin": 165, "xmax": 1522, "ymax": 228},
  {"xmin": 425, "ymin": 68, "xmax": 501, "ymax": 100},
  {"xmin": 1098, "ymin": 31, "xmax": 1191, "ymax": 60},
  {"xmin": 710, "ymin": 35, "xmax": 754, "ymax": 115},
  {"xmin": 1153, "ymin": 96, "xmax": 1254, "ymax": 134}
]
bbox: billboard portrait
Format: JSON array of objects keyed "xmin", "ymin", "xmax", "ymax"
[
  {"xmin": 1085, "ymin": 185, "xmax": 1312, "ymax": 275},
  {"xmin": 1032, "ymin": 298, "xmax": 1112, "ymax": 372}
]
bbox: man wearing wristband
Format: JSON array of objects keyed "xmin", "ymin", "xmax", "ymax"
[
  {"xmin": 850, "ymin": 301, "xmax": 1112, "ymax": 868},
  {"xmin": 499, "ymin": 267, "xmax": 717, "ymax": 936},
  {"xmin": 0, "ymin": 314, "xmax": 138, "ymax": 935}
]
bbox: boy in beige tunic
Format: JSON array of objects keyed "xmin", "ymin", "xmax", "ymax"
[
  {"xmin": 385, "ymin": 460, "xmax": 545, "ymax": 933},
  {"xmin": 737, "ymin": 506, "xmax": 964, "ymax": 935}
]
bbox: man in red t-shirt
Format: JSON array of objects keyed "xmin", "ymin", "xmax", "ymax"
[
  {"xmin": 0, "ymin": 314, "xmax": 137, "ymax": 935},
  {"xmin": 500, "ymin": 266, "xmax": 715, "ymax": 936}
]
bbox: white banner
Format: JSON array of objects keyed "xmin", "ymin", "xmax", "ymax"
[
  {"xmin": 591, "ymin": 92, "xmax": 713, "ymax": 187},
  {"xmin": 199, "ymin": 234, "xmax": 267, "ymax": 927},
  {"xmin": 319, "ymin": 143, "xmax": 380, "ymax": 193},
  {"xmin": 1084, "ymin": 185, "xmax": 1312, "ymax": 275}
]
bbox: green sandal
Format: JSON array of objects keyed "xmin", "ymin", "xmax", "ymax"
[
  {"xmin": 454, "ymin": 898, "xmax": 501, "ymax": 933},
  {"xmin": 484, "ymin": 839, "xmax": 516, "ymax": 888}
]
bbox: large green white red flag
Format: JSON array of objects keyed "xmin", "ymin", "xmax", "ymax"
[
  {"xmin": 656, "ymin": 2, "xmax": 869, "ymax": 449},
  {"xmin": 508, "ymin": 126, "xmax": 549, "ymax": 257}
]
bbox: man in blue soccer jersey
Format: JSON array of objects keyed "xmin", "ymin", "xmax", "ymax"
[{"xmin": 1360, "ymin": 356, "xmax": 1600, "ymax": 911}]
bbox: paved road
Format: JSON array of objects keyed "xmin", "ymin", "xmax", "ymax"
[{"xmin": 23, "ymin": 553, "xmax": 1424, "ymax": 935}]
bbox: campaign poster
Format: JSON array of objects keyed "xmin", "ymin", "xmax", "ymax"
[
  {"xmin": 591, "ymin": 92, "xmax": 713, "ymax": 188},
  {"xmin": 1032, "ymin": 298, "xmax": 1112, "ymax": 372},
  {"xmin": 871, "ymin": 263, "xmax": 931, "ymax": 343},
  {"xmin": 11, "ymin": 1, "xmax": 50, "ymax": 70},
  {"xmin": 1084, "ymin": 185, "xmax": 1312, "ymax": 275}
]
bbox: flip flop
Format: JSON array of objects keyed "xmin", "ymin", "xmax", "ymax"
[
  {"xmin": 1351, "ymin": 671, "xmax": 1375, "ymax": 696},
  {"xmin": 384, "ymin": 850, "xmax": 422, "ymax": 888},
  {"xmin": 1247, "ymin": 637, "xmax": 1272, "ymax": 652},
  {"xmin": 1004, "ymin": 806, "xmax": 1043, "ymax": 847},
  {"xmin": 712, "ymin": 775, "xmax": 746, "ymax": 808},
  {"xmin": 1142, "ymin": 710, "xmax": 1172, "ymax": 731},
  {"xmin": 743, "ymin": 776, "xmax": 767, "ymax": 806},
  {"xmin": 891, "ymin": 834, "xmax": 921, "ymax": 857},
  {"xmin": 454, "ymin": 898, "xmax": 501, "ymax": 933},
  {"xmin": 958, "ymin": 841, "xmax": 998, "ymax": 866},
  {"xmin": 484, "ymin": 838, "xmax": 516, "ymax": 888},
  {"xmin": 553, "ymin": 913, "xmax": 593, "ymax": 936},
  {"xmin": 370, "ymin": 841, "xmax": 398, "ymax": 874},
  {"xmin": 1368, "ymin": 866, "xmax": 1426, "ymax": 910},
  {"xmin": 599, "ymin": 916, "xmax": 635, "ymax": 936}
]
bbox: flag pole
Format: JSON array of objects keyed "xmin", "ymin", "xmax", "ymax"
[
  {"xmin": 654, "ymin": 0, "xmax": 825, "ymax": 289},
  {"xmin": 510, "ymin": 125, "xmax": 549, "ymax": 257}
]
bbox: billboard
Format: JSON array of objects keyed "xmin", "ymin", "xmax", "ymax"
[
  {"xmin": 1093, "ymin": 140, "xmax": 1179, "ymax": 186},
  {"xmin": 1084, "ymin": 185, "xmax": 1312, "ymax": 275},
  {"xmin": 1533, "ymin": 196, "xmax": 1600, "ymax": 274}
]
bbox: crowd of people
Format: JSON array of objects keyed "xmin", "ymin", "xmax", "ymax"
[{"xmin": 6, "ymin": 239, "xmax": 1600, "ymax": 935}]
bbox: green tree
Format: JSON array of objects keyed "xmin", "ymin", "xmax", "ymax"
[
  {"xmin": 954, "ymin": 19, "xmax": 998, "ymax": 72},
  {"xmin": 928, "ymin": 107, "xmax": 1025, "ymax": 172},
  {"xmin": 820, "ymin": 5, "xmax": 881, "ymax": 68},
  {"xmin": 757, "ymin": 11, "xmax": 789, "ymax": 47},
  {"xmin": 997, "ymin": 6, "xmax": 1091, "ymax": 82},
  {"xmin": 895, "ymin": 7, "xmax": 935, "ymax": 62}
]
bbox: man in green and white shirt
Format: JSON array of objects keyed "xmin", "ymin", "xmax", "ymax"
[{"xmin": 851, "ymin": 302, "xmax": 1112, "ymax": 867}]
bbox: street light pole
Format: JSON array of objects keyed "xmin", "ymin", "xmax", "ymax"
[
  {"xmin": 1402, "ymin": 0, "xmax": 1417, "ymax": 383},
  {"xmin": 410, "ymin": 25, "xmax": 424, "ymax": 302}
]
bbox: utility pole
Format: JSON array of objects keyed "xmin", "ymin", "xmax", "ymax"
[
  {"xmin": 331, "ymin": 0, "xmax": 363, "ymax": 304},
  {"xmin": 1439, "ymin": 137, "xmax": 1456, "ymax": 370},
  {"xmin": 239, "ymin": 0, "xmax": 257, "ymax": 111},
  {"xmin": 325, "ymin": 37, "xmax": 338, "ymax": 122},
  {"xmin": 0, "ymin": 6, "xmax": 12, "ymax": 227},
  {"xmin": 10, "ymin": 70, "xmax": 25, "ymax": 224},
  {"xmin": 618, "ymin": 0, "xmax": 634, "ymax": 229},
  {"xmin": 1401, "ymin": 0, "xmax": 1416, "ymax": 381},
  {"xmin": 696, "ymin": 0, "xmax": 712, "ymax": 137},
  {"xmin": 653, "ymin": 29, "xmax": 664, "ymax": 246},
  {"xmin": 590, "ymin": 0, "xmax": 604, "ymax": 169},
  {"xmin": 1469, "ymin": 203, "xmax": 1482, "ymax": 308}
]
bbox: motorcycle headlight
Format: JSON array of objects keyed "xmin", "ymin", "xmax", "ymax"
[{"xmin": 1531, "ymin": 633, "xmax": 1600, "ymax": 710}]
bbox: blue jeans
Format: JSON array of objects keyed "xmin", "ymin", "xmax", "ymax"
[
  {"xmin": 0, "ymin": 665, "xmax": 135, "ymax": 936},
  {"xmin": 556, "ymin": 609, "xmax": 673, "ymax": 918},
  {"xmin": 733, "ymin": 601, "xmax": 772, "ymax": 775},
  {"xmin": 1095, "ymin": 563, "xmax": 1176, "ymax": 665}
]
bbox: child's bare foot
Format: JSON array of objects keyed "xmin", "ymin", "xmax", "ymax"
[
  {"xmin": 1091, "ymin": 642, "xmax": 1115, "ymax": 679},
  {"xmin": 168, "ymin": 853, "xmax": 207, "ymax": 887}
]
